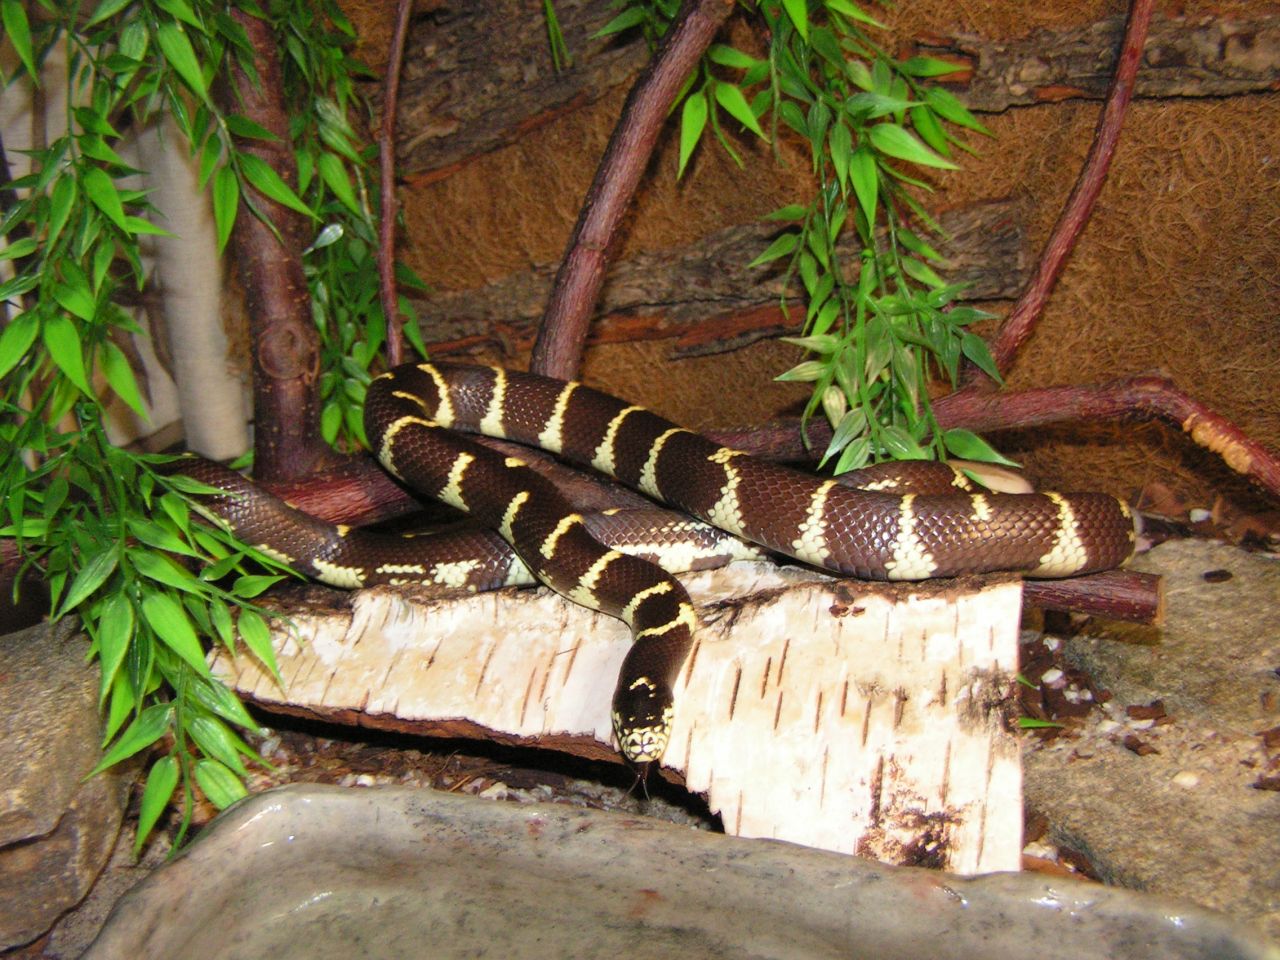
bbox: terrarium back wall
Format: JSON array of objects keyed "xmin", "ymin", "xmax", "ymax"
[{"xmin": 344, "ymin": 0, "xmax": 1279, "ymax": 511}]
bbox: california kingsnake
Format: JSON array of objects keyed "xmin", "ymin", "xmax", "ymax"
[{"xmin": 191, "ymin": 362, "xmax": 1137, "ymax": 769}]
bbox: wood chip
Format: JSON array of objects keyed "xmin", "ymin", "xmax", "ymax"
[{"xmin": 1122, "ymin": 734, "xmax": 1159, "ymax": 756}]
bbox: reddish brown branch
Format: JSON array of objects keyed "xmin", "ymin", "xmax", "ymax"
[
  {"xmin": 1023, "ymin": 570, "xmax": 1163, "ymax": 625},
  {"xmin": 934, "ymin": 375, "xmax": 1280, "ymax": 498},
  {"xmin": 714, "ymin": 374, "xmax": 1280, "ymax": 502},
  {"xmin": 379, "ymin": 0, "xmax": 414, "ymax": 367},
  {"xmin": 978, "ymin": 0, "xmax": 1154, "ymax": 381},
  {"xmin": 221, "ymin": 10, "xmax": 334, "ymax": 482},
  {"xmin": 530, "ymin": 0, "xmax": 735, "ymax": 379}
]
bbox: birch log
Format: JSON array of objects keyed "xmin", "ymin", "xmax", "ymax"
[{"xmin": 211, "ymin": 562, "xmax": 1025, "ymax": 874}]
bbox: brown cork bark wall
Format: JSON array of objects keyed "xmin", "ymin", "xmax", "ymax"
[{"xmin": 345, "ymin": 0, "xmax": 1279, "ymax": 510}]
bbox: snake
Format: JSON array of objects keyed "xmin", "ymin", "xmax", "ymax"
[{"xmin": 186, "ymin": 361, "xmax": 1137, "ymax": 771}]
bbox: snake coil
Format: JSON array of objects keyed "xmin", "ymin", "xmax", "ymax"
[{"xmin": 193, "ymin": 362, "xmax": 1138, "ymax": 769}]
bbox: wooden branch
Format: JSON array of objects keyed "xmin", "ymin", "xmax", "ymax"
[
  {"xmin": 378, "ymin": 0, "xmax": 414, "ymax": 367},
  {"xmin": 219, "ymin": 10, "xmax": 333, "ymax": 481},
  {"xmin": 388, "ymin": 9, "xmax": 1280, "ymax": 179},
  {"xmin": 531, "ymin": 0, "xmax": 735, "ymax": 379},
  {"xmin": 911, "ymin": 13, "xmax": 1280, "ymax": 112},
  {"xmin": 1023, "ymin": 570, "xmax": 1163, "ymax": 625},
  {"xmin": 212, "ymin": 564, "xmax": 1027, "ymax": 873},
  {"xmin": 933, "ymin": 375, "xmax": 1280, "ymax": 500},
  {"xmin": 413, "ymin": 199, "xmax": 1025, "ymax": 359},
  {"xmin": 981, "ymin": 0, "xmax": 1154, "ymax": 381}
]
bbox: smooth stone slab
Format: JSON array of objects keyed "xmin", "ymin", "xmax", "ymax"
[
  {"xmin": 0, "ymin": 619, "xmax": 135, "ymax": 949},
  {"xmin": 85, "ymin": 784, "xmax": 1278, "ymax": 960}
]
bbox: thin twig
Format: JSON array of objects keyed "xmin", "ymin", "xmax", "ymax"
[
  {"xmin": 530, "ymin": 0, "xmax": 735, "ymax": 380},
  {"xmin": 379, "ymin": 0, "xmax": 414, "ymax": 367},
  {"xmin": 975, "ymin": 0, "xmax": 1155, "ymax": 381}
]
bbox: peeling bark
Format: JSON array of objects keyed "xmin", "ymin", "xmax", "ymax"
[{"xmin": 212, "ymin": 564, "xmax": 1027, "ymax": 873}]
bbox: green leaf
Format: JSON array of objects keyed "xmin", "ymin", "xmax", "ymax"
[
  {"xmin": 763, "ymin": 204, "xmax": 808, "ymax": 222},
  {"xmin": 879, "ymin": 425, "xmax": 930, "ymax": 460},
  {"xmin": 56, "ymin": 543, "xmax": 120, "ymax": 619},
  {"xmin": 747, "ymin": 231, "xmax": 798, "ymax": 268},
  {"xmin": 90, "ymin": 702, "xmax": 173, "ymax": 776},
  {"xmin": 901, "ymin": 256, "xmax": 946, "ymax": 289},
  {"xmin": 101, "ymin": 340, "xmax": 149, "ymax": 417},
  {"xmin": 899, "ymin": 56, "xmax": 962, "ymax": 79},
  {"xmin": 194, "ymin": 758, "xmax": 247, "ymax": 809},
  {"xmin": 130, "ymin": 548, "xmax": 204, "ymax": 592},
  {"xmin": 236, "ymin": 608, "xmax": 281, "ymax": 685},
  {"xmin": 781, "ymin": 0, "xmax": 808, "ymax": 41},
  {"xmin": 316, "ymin": 151, "xmax": 359, "ymax": 214},
  {"xmin": 82, "ymin": 168, "xmax": 129, "ymax": 231},
  {"xmin": 911, "ymin": 104, "xmax": 950, "ymax": 157},
  {"xmin": 238, "ymin": 154, "xmax": 315, "ymax": 219},
  {"xmin": 232, "ymin": 574, "xmax": 285, "ymax": 598},
  {"xmin": 154, "ymin": 0, "xmax": 202, "ymax": 29},
  {"xmin": 828, "ymin": 121, "xmax": 852, "ymax": 192},
  {"xmin": 188, "ymin": 714, "xmax": 248, "ymax": 776},
  {"xmin": 924, "ymin": 87, "xmax": 991, "ymax": 135},
  {"xmin": 134, "ymin": 754, "xmax": 179, "ymax": 854},
  {"xmin": 1018, "ymin": 717, "xmax": 1065, "ymax": 730},
  {"xmin": 87, "ymin": 0, "xmax": 136, "ymax": 27},
  {"xmin": 825, "ymin": 0, "xmax": 885, "ymax": 28},
  {"xmin": 0, "ymin": 310, "xmax": 38, "ymax": 379},
  {"xmin": 141, "ymin": 590, "xmax": 210, "ymax": 677},
  {"xmin": 189, "ymin": 674, "xmax": 259, "ymax": 730},
  {"xmin": 1, "ymin": 0, "xmax": 36, "ymax": 79},
  {"xmin": 960, "ymin": 331, "xmax": 1003, "ymax": 382},
  {"xmin": 867, "ymin": 123, "xmax": 959, "ymax": 170},
  {"xmin": 942, "ymin": 428, "xmax": 1021, "ymax": 468},
  {"xmin": 713, "ymin": 82, "xmax": 765, "ymax": 139},
  {"xmin": 211, "ymin": 165, "xmax": 239, "ymax": 251},
  {"xmin": 592, "ymin": 6, "xmax": 645, "ymax": 38},
  {"xmin": 677, "ymin": 90, "xmax": 708, "ymax": 178},
  {"xmin": 156, "ymin": 21, "xmax": 208, "ymax": 99},
  {"xmin": 96, "ymin": 593, "xmax": 135, "ymax": 705},
  {"xmin": 42, "ymin": 313, "xmax": 92, "ymax": 394},
  {"xmin": 707, "ymin": 44, "xmax": 759, "ymax": 71},
  {"xmin": 47, "ymin": 175, "xmax": 78, "ymax": 248},
  {"xmin": 123, "ymin": 215, "xmax": 173, "ymax": 237},
  {"xmin": 849, "ymin": 146, "xmax": 878, "ymax": 228},
  {"xmin": 0, "ymin": 237, "xmax": 36, "ymax": 261}
]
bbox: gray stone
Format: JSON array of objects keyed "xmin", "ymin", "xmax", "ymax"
[
  {"xmin": 1025, "ymin": 539, "xmax": 1280, "ymax": 941},
  {"xmin": 84, "ymin": 783, "xmax": 1277, "ymax": 960},
  {"xmin": 0, "ymin": 620, "xmax": 137, "ymax": 949}
]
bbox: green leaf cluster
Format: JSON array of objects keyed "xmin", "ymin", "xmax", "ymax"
[
  {"xmin": 0, "ymin": 0, "xmax": 407, "ymax": 850},
  {"xmin": 596, "ymin": 0, "xmax": 1009, "ymax": 472}
]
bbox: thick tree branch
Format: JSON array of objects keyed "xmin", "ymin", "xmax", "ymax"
[
  {"xmin": 220, "ymin": 10, "xmax": 333, "ymax": 481},
  {"xmin": 530, "ymin": 0, "xmax": 735, "ymax": 379},
  {"xmin": 979, "ymin": 0, "xmax": 1155, "ymax": 381}
]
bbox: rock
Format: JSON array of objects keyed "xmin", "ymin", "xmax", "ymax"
[
  {"xmin": 84, "ymin": 783, "xmax": 1278, "ymax": 960},
  {"xmin": 1025, "ymin": 539, "xmax": 1280, "ymax": 941},
  {"xmin": 0, "ymin": 619, "xmax": 138, "ymax": 950}
]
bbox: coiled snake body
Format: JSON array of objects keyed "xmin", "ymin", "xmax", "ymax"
[{"xmin": 192, "ymin": 362, "xmax": 1137, "ymax": 769}]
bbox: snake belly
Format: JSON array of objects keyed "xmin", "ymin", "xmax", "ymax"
[{"xmin": 357, "ymin": 362, "xmax": 1137, "ymax": 768}]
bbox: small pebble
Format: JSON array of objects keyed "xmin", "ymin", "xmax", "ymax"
[
  {"xmin": 354, "ymin": 774, "xmax": 375, "ymax": 787},
  {"xmin": 1098, "ymin": 719, "xmax": 1122, "ymax": 734},
  {"xmin": 1189, "ymin": 508, "xmax": 1212, "ymax": 523},
  {"xmin": 1201, "ymin": 568, "xmax": 1233, "ymax": 583},
  {"xmin": 1128, "ymin": 717, "xmax": 1156, "ymax": 730},
  {"xmin": 1043, "ymin": 636, "xmax": 1061, "ymax": 653},
  {"xmin": 1172, "ymin": 771, "xmax": 1200, "ymax": 788},
  {"xmin": 478, "ymin": 782, "xmax": 509, "ymax": 800},
  {"xmin": 1040, "ymin": 667, "xmax": 1065, "ymax": 687}
]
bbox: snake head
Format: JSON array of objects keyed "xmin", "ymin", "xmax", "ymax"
[{"xmin": 612, "ymin": 676, "xmax": 675, "ymax": 766}]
